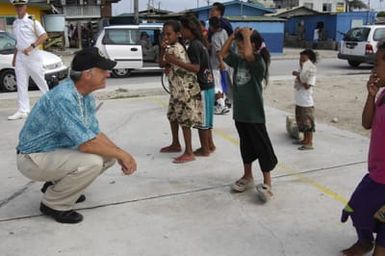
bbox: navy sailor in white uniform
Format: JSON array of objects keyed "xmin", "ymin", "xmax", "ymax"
[{"xmin": 8, "ymin": 0, "xmax": 49, "ymax": 120}]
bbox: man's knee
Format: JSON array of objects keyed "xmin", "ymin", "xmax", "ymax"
[{"xmin": 83, "ymin": 154, "xmax": 105, "ymax": 175}]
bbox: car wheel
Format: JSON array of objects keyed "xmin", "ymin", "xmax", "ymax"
[
  {"xmin": 0, "ymin": 69, "xmax": 17, "ymax": 92},
  {"xmin": 112, "ymin": 68, "xmax": 132, "ymax": 78},
  {"xmin": 348, "ymin": 60, "xmax": 361, "ymax": 67}
]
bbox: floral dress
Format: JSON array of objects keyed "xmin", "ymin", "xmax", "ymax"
[{"xmin": 165, "ymin": 42, "xmax": 202, "ymax": 127}]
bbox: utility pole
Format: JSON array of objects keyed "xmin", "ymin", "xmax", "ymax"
[{"xmin": 133, "ymin": 0, "xmax": 139, "ymax": 24}]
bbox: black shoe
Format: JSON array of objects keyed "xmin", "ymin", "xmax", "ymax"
[
  {"xmin": 40, "ymin": 203, "xmax": 83, "ymax": 224},
  {"xmin": 41, "ymin": 182, "xmax": 86, "ymax": 203}
]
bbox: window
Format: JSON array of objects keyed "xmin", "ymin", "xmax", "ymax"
[
  {"xmin": 344, "ymin": 27, "xmax": 370, "ymax": 42},
  {"xmin": 0, "ymin": 32, "xmax": 16, "ymax": 51},
  {"xmin": 373, "ymin": 28, "xmax": 385, "ymax": 41},
  {"xmin": 103, "ymin": 29, "xmax": 138, "ymax": 45},
  {"xmin": 303, "ymin": 2, "xmax": 313, "ymax": 9},
  {"xmin": 322, "ymin": 3, "xmax": 332, "ymax": 12}
]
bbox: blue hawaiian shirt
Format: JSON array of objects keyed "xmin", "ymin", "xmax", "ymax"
[{"xmin": 17, "ymin": 79, "xmax": 100, "ymax": 154}]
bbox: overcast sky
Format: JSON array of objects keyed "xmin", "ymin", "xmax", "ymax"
[{"xmin": 112, "ymin": 0, "xmax": 385, "ymax": 15}]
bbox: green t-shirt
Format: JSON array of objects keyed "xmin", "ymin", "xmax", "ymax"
[{"xmin": 224, "ymin": 51, "xmax": 266, "ymax": 123}]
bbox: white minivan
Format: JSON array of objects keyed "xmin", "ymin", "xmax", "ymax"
[
  {"xmin": 338, "ymin": 25, "xmax": 385, "ymax": 67},
  {"xmin": 94, "ymin": 23, "xmax": 163, "ymax": 77}
]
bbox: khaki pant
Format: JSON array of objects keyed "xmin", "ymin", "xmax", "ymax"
[{"xmin": 17, "ymin": 149, "xmax": 116, "ymax": 211}]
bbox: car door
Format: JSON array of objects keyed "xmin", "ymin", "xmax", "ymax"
[
  {"xmin": 341, "ymin": 27, "xmax": 370, "ymax": 56},
  {"xmin": 372, "ymin": 27, "xmax": 385, "ymax": 53},
  {"xmin": 102, "ymin": 26, "xmax": 143, "ymax": 69}
]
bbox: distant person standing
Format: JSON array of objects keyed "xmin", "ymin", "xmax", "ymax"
[
  {"xmin": 209, "ymin": 16, "xmax": 229, "ymax": 115},
  {"xmin": 312, "ymin": 22, "xmax": 323, "ymax": 49},
  {"xmin": 292, "ymin": 49, "xmax": 317, "ymax": 150},
  {"xmin": 8, "ymin": 0, "xmax": 49, "ymax": 120},
  {"xmin": 209, "ymin": 2, "xmax": 233, "ymax": 38}
]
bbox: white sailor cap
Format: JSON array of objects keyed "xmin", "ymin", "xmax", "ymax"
[{"xmin": 11, "ymin": 0, "xmax": 28, "ymax": 5}]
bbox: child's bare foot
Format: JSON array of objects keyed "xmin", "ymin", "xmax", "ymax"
[
  {"xmin": 193, "ymin": 148, "xmax": 210, "ymax": 157},
  {"xmin": 160, "ymin": 145, "xmax": 182, "ymax": 153},
  {"xmin": 342, "ymin": 241, "xmax": 373, "ymax": 256},
  {"xmin": 173, "ymin": 153, "xmax": 195, "ymax": 164}
]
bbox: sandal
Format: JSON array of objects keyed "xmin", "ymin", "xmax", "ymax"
[
  {"xmin": 298, "ymin": 144, "xmax": 314, "ymax": 150},
  {"xmin": 256, "ymin": 183, "xmax": 273, "ymax": 203},
  {"xmin": 232, "ymin": 178, "xmax": 255, "ymax": 192}
]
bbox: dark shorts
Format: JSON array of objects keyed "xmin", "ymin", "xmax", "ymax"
[
  {"xmin": 341, "ymin": 174, "xmax": 385, "ymax": 246},
  {"xmin": 295, "ymin": 106, "xmax": 315, "ymax": 133},
  {"xmin": 235, "ymin": 121, "xmax": 278, "ymax": 172}
]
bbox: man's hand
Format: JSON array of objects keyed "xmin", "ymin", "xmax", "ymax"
[
  {"xmin": 22, "ymin": 46, "xmax": 34, "ymax": 56},
  {"xmin": 118, "ymin": 153, "xmax": 137, "ymax": 175}
]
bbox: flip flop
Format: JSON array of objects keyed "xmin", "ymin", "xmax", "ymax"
[
  {"xmin": 232, "ymin": 178, "xmax": 255, "ymax": 192},
  {"xmin": 160, "ymin": 146, "xmax": 182, "ymax": 153},
  {"xmin": 298, "ymin": 145, "xmax": 314, "ymax": 150},
  {"xmin": 256, "ymin": 183, "xmax": 273, "ymax": 203},
  {"xmin": 172, "ymin": 156, "xmax": 195, "ymax": 164}
]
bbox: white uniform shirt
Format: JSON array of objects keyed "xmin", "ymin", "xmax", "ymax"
[
  {"xmin": 294, "ymin": 60, "xmax": 316, "ymax": 107},
  {"xmin": 12, "ymin": 13, "xmax": 46, "ymax": 51}
]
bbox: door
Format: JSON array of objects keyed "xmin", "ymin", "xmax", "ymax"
[{"xmin": 102, "ymin": 27, "xmax": 143, "ymax": 69}]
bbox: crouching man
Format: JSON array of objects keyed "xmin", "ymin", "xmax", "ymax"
[{"xmin": 16, "ymin": 47, "xmax": 137, "ymax": 224}]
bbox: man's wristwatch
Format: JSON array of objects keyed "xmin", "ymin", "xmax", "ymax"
[{"xmin": 30, "ymin": 43, "xmax": 36, "ymax": 48}]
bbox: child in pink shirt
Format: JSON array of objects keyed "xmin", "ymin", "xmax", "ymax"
[{"xmin": 341, "ymin": 41, "xmax": 385, "ymax": 256}]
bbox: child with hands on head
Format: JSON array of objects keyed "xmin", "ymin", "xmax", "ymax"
[
  {"xmin": 219, "ymin": 27, "xmax": 278, "ymax": 203},
  {"xmin": 341, "ymin": 40, "xmax": 385, "ymax": 256},
  {"xmin": 159, "ymin": 20, "xmax": 202, "ymax": 164}
]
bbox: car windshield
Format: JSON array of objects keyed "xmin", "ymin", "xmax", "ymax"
[
  {"xmin": 344, "ymin": 27, "xmax": 370, "ymax": 42},
  {"xmin": 0, "ymin": 32, "xmax": 16, "ymax": 51}
]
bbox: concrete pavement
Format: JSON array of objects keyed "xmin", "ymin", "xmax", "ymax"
[{"xmin": 0, "ymin": 71, "xmax": 372, "ymax": 255}]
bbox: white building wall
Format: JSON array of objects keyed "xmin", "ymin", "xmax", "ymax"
[{"xmin": 298, "ymin": 0, "xmax": 345, "ymax": 12}]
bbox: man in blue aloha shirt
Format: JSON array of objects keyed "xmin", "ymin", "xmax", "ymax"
[{"xmin": 16, "ymin": 47, "xmax": 137, "ymax": 224}]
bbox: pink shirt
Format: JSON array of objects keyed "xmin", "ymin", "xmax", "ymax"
[{"xmin": 368, "ymin": 89, "xmax": 385, "ymax": 184}]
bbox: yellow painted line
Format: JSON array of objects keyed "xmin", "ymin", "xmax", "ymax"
[
  {"xmin": 216, "ymin": 127, "xmax": 349, "ymax": 206},
  {"xmin": 149, "ymin": 96, "xmax": 349, "ymax": 206}
]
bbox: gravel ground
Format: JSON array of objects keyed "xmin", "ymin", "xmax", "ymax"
[{"xmin": 264, "ymin": 74, "xmax": 371, "ymax": 137}]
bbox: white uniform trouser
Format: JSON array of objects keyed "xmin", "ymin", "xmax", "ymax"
[
  {"xmin": 17, "ymin": 149, "xmax": 116, "ymax": 211},
  {"xmin": 15, "ymin": 49, "xmax": 49, "ymax": 113}
]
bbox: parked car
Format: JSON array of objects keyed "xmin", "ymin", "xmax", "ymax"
[
  {"xmin": 0, "ymin": 31, "xmax": 68, "ymax": 92},
  {"xmin": 94, "ymin": 24, "xmax": 163, "ymax": 78},
  {"xmin": 338, "ymin": 25, "xmax": 385, "ymax": 67}
]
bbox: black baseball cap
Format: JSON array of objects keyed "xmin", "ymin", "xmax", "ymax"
[{"xmin": 71, "ymin": 47, "xmax": 117, "ymax": 72}]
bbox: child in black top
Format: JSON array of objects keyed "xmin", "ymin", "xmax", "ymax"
[{"xmin": 165, "ymin": 15, "xmax": 216, "ymax": 157}]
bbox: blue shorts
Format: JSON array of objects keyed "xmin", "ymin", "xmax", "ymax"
[{"xmin": 195, "ymin": 88, "xmax": 214, "ymax": 129}]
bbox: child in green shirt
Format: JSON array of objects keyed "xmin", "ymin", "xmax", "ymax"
[{"xmin": 219, "ymin": 28, "xmax": 278, "ymax": 203}]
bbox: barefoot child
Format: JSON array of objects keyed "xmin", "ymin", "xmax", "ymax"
[
  {"xmin": 165, "ymin": 15, "xmax": 216, "ymax": 157},
  {"xmin": 159, "ymin": 20, "xmax": 202, "ymax": 164},
  {"xmin": 292, "ymin": 49, "xmax": 317, "ymax": 150},
  {"xmin": 341, "ymin": 41, "xmax": 385, "ymax": 256},
  {"xmin": 219, "ymin": 28, "xmax": 278, "ymax": 202}
]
